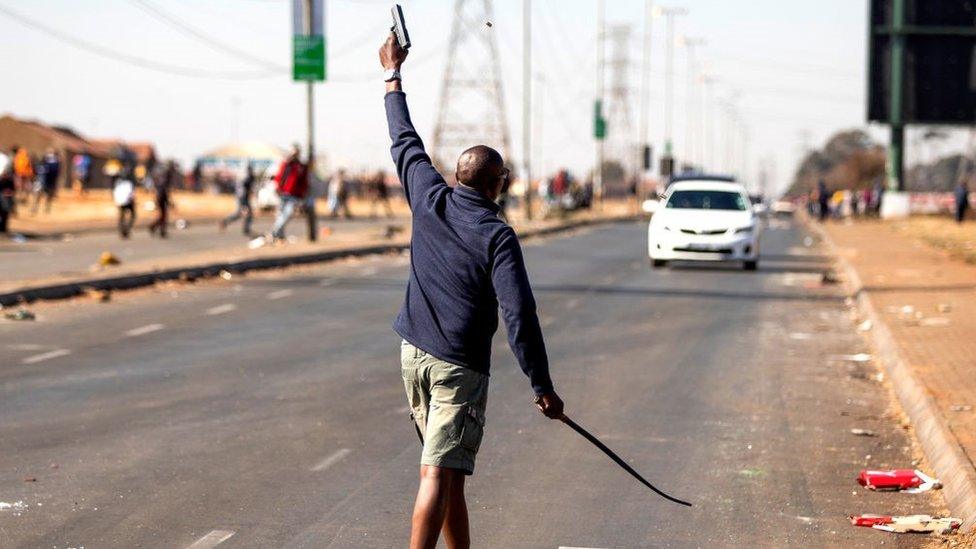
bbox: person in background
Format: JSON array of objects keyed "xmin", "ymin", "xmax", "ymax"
[
  {"xmin": 12, "ymin": 146, "xmax": 33, "ymax": 205},
  {"xmin": 327, "ymin": 169, "xmax": 354, "ymax": 219},
  {"xmin": 31, "ymin": 149, "xmax": 60, "ymax": 215},
  {"xmin": 871, "ymin": 178, "xmax": 885, "ymax": 217},
  {"xmin": 369, "ymin": 170, "xmax": 394, "ymax": 218},
  {"xmin": 954, "ymin": 180, "xmax": 970, "ymax": 224},
  {"xmin": 817, "ymin": 179, "xmax": 830, "ymax": 222},
  {"xmin": 220, "ymin": 162, "xmax": 255, "ymax": 236},
  {"xmin": 270, "ymin": 145, "xmax": 308, "ymax": 240},
  {"xmin": 148, "ymin": 161, "xmax": 176, "ymax": 238},
  {"xmin": 112, "ymin": 173, "xmax": 136, "ymax": 239},
  {"xmin": 0, "ymin": 153, "xmax": 14, "ymax": 234},
  {"xmin": 73, "ymin": 153, "xmax": 92, "ymax": 193}
]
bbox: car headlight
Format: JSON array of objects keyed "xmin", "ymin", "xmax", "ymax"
[{"xmin": 734, "ymin": 225, "xmax": 754, "ymax": 234}]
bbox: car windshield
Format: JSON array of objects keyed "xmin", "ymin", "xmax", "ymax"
[{"xmin": 666, "ymin": 190, "xmax": 747, "ymax": 211}]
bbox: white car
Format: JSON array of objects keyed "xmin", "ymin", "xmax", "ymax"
[{"xmin": 647, "ymin": 179, "xmax": 761, "ymax": 270}]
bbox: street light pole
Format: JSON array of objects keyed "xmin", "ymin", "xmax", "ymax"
[
  {"xmin": 658, "ymin": 6, "xmax": 687, "ymax": 160},
  {"xmin": 522, "ymin": 0, "xmax": 532, "ymax": 219},
  {"xmin": 681, "ymin": 36, "xmax": 704, "ymax": 170},
  {"xmin": 594, "ymin": 0, "xmax": 605, "ymax": 205},
  {"xmin": 637, "ymin": 0, "xmax": 654, "ymax": 194}
]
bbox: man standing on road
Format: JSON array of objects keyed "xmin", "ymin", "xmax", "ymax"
[
  {"xmin": 31, "ymin": 148, "xmax": 60, "ymax": 215},
  {"xmin": 379, "ymin": 35, "xmax": 564, "ymax": 549},
  {"xmin": 220, "ymin": 161, "xmax": 256, "ymax": 236},
  {"xmin": 270, "ymin": 145, "xmax": 308, "ymax": 241}
]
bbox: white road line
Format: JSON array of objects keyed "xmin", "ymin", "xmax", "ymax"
[
  {"xmin": 205, "ymin": 304, "xmax": 237, "ymax": 316},
  {"xmin": 267, "ymin": 289, "xmax": 294, "ymax": 300},
  {"xmin": 361, "ymin": 266, "xmax": 379, "ymax": 276},
  {"xmin": 186, "ymin": 529, "xmax": 235, "ymax": 549},
  {"xmin": 126, "ymin": 323, "xmax": 165, "ymax": 337},
  {"xmin": 311, "ymin": 448, "xmax": 352, "ymax": 472},
  {"xmin": 320, "ymin": 278, "xmax": 336, "ymax": 287},
  {"xmin": 22, "ymin": 349, "xmax": 71, "ymax": 364}
]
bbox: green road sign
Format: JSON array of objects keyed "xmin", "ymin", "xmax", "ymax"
[
  {"xmin": 593, "ymin": 100, "xmax": 607, "ymax": 140},
  {"xmin": 293, "ymin": 35, "xmax": 326, "ymax": 81}
]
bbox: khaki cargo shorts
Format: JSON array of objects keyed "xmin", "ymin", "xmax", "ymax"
[{"xmin": 401, "ymin": 340, "xmax": 488, "ymax": 475}]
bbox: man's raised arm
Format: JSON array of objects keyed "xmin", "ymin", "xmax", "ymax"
[{"xmin": 379, "ymin": 34, "xmax": 445, "ymax": 209}]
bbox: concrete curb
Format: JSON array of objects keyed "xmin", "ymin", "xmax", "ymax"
[
  {"xmin": 0, "ymin": 214, "xmax": 640, "ymax": 307},
  {"xmin": 803, "ymin": 215, "xmax": 976, "ymax": 532}
]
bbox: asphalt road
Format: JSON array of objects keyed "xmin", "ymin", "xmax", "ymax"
[
  {"xmin": 0, "ymin": 218, "xmax": 943, "ymax": 548},
  {"xmin": 0, "ymin": 214, "xmax": 400, "ymax": 286}
]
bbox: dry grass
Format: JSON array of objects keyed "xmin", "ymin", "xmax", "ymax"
[{"xmin": 889, "ymin": 216, "xmax": 976, "ymax": 265}]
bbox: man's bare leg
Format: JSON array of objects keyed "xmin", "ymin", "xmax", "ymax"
[
  {"xmin": 441, "ymin": 472, "xmax": 469, "ymax": 548},
  {"xmin": 410, "ymin": 465, "xmax": 469, "ymax": 549}
]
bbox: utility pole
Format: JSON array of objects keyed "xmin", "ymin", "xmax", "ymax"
[
  {"xmin": 606, "ymin": 24, "xmax": 636, "ymax": 191},
  {"xmin": 637, "ymin": 0, "xmax": 654, "ymax": 195},
  {"xmin": 701, "ymin": 74, "xmax": 714, "ymax": 171},
  {"xmin": 888, "ymin": 0, "xmax": 905, "ymax": 191},
  {"xmin": 522, "ymin": 0, "xmax": 532, "ymax": 219},
  {"xmin": 303, "ymin": 0, "xmax": 315, "ymax": 169},
  {"xmin": 681, "ymin": 36, "xmax": 704, "ymax": 170},
  {"xmin": 594, "ymin": 0, "xmax": 606, "ymax": 205},
  {"xmin": 657, "ymin": 6, "xmax": 688, "ymax": 162}
]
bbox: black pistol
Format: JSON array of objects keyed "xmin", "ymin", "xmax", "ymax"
[{"xmin": 391, "ymin": 4, "xmax": 411, "ymax": 50}]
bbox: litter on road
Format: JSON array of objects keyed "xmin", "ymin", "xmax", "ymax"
[
  {"xmin": 98, "ymin": 251, "xmax": 121, "ymax": 266},
  {"xmin": 850, "ymin": 428, "xmax": 877, "ymax": 437},
  {"xmin": 849, "ymin": 514, "xmax": 961, "ymax": 534},
  {"xmin": 950, "ymin": 405, "xmax": 973, "ymax": 412},
  {"xmin": 4, "ymin": 309, "xmax": 36, "ymax": 321},
  {"xmin": 857, "ymin": 469, "xmax": 942, "ymax": 492},
  {"xmin": 829, "ymin": 353, "xmax": 872, "ymax": 363}
]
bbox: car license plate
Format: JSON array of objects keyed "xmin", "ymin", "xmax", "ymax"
[{"xmin": 687, "ymin": 243, "xmax": 718, "ymax": 251}]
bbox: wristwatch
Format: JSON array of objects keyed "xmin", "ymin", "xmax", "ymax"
[{"xmin": 383, "ymin": 68, "xmax": 402, "ymax": 82}]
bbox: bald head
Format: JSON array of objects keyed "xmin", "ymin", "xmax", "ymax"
[{"xmin": 456, "ymin": 145, "xmax": 506, "ymax": 199}]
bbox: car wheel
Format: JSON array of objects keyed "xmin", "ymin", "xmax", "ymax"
[
  {"xmin": 744, "ymin": 260, "xmax": 758, "ymax": 271},
  {"xmin": 651, "ymin": 258, "xmax": 668, "ymax": 269}
]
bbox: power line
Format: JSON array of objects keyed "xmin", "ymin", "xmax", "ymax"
[
  {"xmin": 128, "ymin": 0, "xmax": 286, "ymax": 71},
  {"xmin": 0, "ymin": 3, "xmax": 282, "ymax": 80}
]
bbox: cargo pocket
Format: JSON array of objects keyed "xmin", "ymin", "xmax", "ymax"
[{"xmin": 459, "ymin": 405, "xmax": 485, "ymax": 452}]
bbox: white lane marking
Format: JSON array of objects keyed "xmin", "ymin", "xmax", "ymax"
[
  {"xmin": 310, "ymin": 448, "xmax": 352, "ymax": 472},
  {"xmin": 22, "ymin": 349, "xmax": 71, "ymax": 364},
  {"xmin": 205, "ymin": 304, "xmax": 237, "ymax": 316},
  {"xmin": 361, "ymin": 266, "xmax": 379, "ymax": 276},
  {"xmin": 267, "ymin": 289, "xmax": 294, "ymax": 300},
  {"xmin": 320, "ymin": 278, "xmax": 336, "ymax": 287},
  {"xmin": 126, "ymin": 323, "xmax": 165, "ymax": 337},
  {"xmin": 186, "ymin": 529, "xmax": 235, "ymax": 549}
]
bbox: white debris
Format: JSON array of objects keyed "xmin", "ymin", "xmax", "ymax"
[
  {"xmin": 829, "ymin": 353, "xmax": 872, "ymax": 363},
  {"xmin": 0, "ymin": 501, "xmax": 28, "ymax": 515},
  {"xmin": 857, "ymin": 319, "xmax": 873, "ymax": 332},
  {"xmin": 919, "ymin": 317, "xmax": 950, "ymax": 327}
]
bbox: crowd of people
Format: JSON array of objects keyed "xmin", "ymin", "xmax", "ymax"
[{"xmin": 808, "ymin": 177, "xmax": 971, "ymax": 223}]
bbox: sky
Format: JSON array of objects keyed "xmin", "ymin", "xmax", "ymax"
[{"xmin": 0, "ymin": 0, "xmax": 942, "ymax": 196}]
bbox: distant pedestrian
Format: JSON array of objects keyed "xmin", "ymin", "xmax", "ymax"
[
  {"xmin": 149, "ymin": 162, "xmax": 175, "ymax": 238},
  {"xmin": 327, "ymin": 169, "xmax": 354, "ymax": 219},
  {"xmin": 113, "ymin": 174, "xmax": 136, "ymax": 239},
  {"xmin": 955, "ymin": 181, "xmax": 970, "ymax": 224},
  {"xmin": 871, "ymin": 179, "xmax": 885, "ymax": 217},
  {"xmin": 31, "ymin": 149, "xmax": 60, "ymax": 215},
  {"xmin": 817, "ymin": 179, "xmax": 830, "ymax": 222},
  {"xmin": 220, "ymin": 162, "xmax": 256, "ymax": 235},
  {"xmin": 12, "ymin": 146, "xmax": 33, "ymax": 204},
  {"xmin": 368, "ymin": 170, "xmax": 394, "ymax": 218},
  {"xmin": 0, "ymin": 156, "xmax": 14, "ymax": 235},
  {"xmin": 270, "ymin": 145, "xmax": 308, "ymax": 240},
  {"xmin": 73, "ymin": 153, "xmax": 92, "ymax": 192}
]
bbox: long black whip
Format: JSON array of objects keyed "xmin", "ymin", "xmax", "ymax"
[{"xmin": 559, "ymin": 414, "xmax": 693, "ymax": 507}]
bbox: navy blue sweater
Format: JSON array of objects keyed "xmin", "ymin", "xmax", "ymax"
[{"xmin": 385, "ymin": 91, "xmax": 553, "ymax": 396}]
